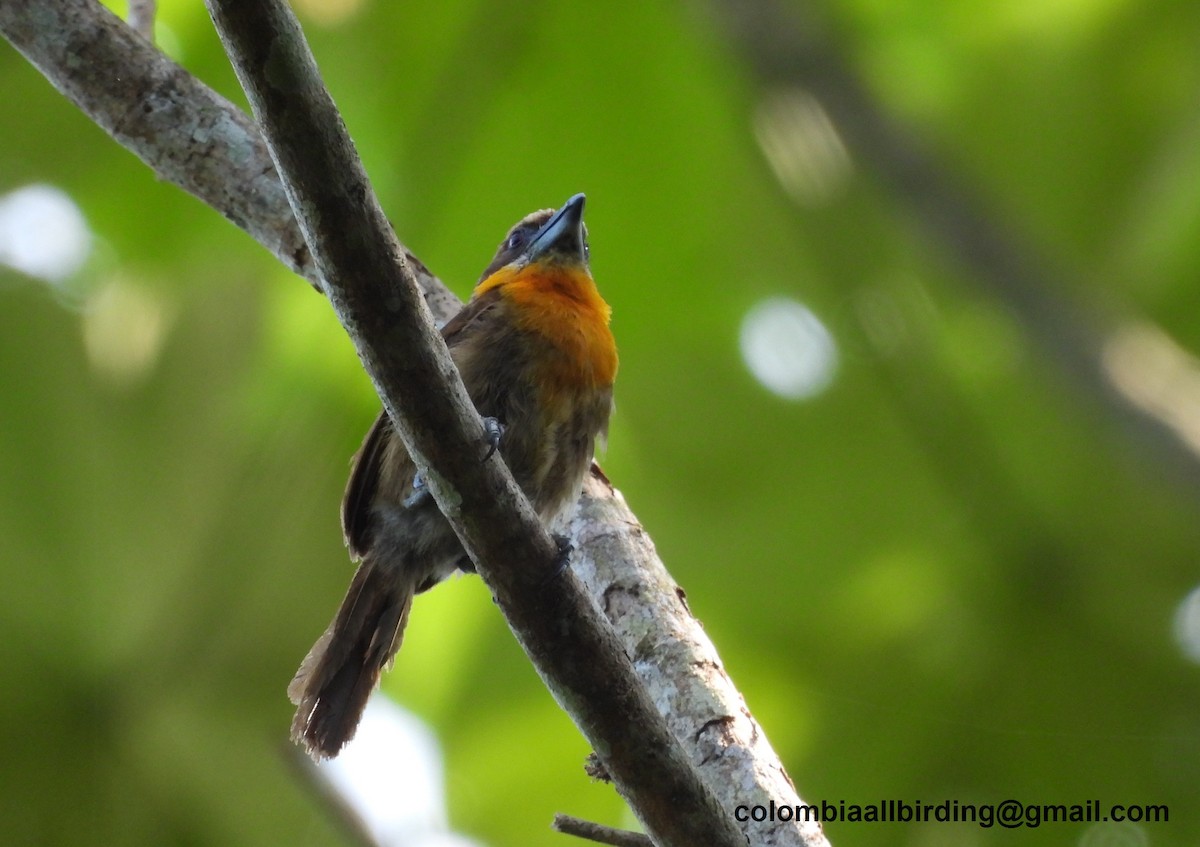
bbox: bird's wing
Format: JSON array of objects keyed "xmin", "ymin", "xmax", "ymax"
[
  {"xmin": 341, "ymin": 410, "xmax": 395, "ymax": 558},
  {"xmin": 340, "ymin": 288, "xmax": 504, "ymax": 557},
  {"xmin": 438, "ymin": 287, "xmax": 502, "ymax": 346}
]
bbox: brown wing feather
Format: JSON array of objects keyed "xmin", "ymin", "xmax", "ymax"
[
  {"xmin": 341, "ymin": 411, "xmax": 394, "ymax": 558},
  {"xmin": 341, "ymin": 288, "xmax": 503, "ymax": 559},
  {"xmin": 439, "ymin": 287, "xmax": 502, "ymax": 345}
]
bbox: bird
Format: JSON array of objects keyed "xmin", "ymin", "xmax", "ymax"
[{"xmin": 288, "ymin": 193, "xmax": 617, "ymax": 758}]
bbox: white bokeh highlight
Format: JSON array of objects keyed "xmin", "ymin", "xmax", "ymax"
[
  {"xmin": 0, "ymin": 184, "xmax": 91, "ymax": 283},
  {"xmin": 316, "ymin": 695, "xmax": 483, "ymax": 847},
  {"xmin": 754, "ymin": 89, "xmax": 853, "ymax": 206},
  {"xmin": 1078, "ymin": 820, "xmax": 1148, "ymax": 847},
  {"xmin": 1172, "ymin": 584, "xmax": 1200, "ymax": 664},
  {"xmin": 740, "ymin": 297, "xmax": 838, "ymax": 400}
]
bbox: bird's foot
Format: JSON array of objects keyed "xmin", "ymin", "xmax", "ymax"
[{"xmin": 481, "ymin": 416, "xmax": 505, "ymax": 462}]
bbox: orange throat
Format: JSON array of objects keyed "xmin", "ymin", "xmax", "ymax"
[{"xmin": 476, "ymin": 263, "xmax": 618, "ymax": 390}]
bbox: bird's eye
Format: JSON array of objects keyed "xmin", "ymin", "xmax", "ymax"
[{"xmin": 506, "ymin": 230, "xmax": 528, "ymax": 251}]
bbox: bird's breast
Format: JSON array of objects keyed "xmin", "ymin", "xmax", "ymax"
[{"xmin": 500, "ymin": 266, "xmax": 618, "ymax": 393}]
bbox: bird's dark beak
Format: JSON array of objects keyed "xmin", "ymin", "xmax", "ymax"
[{"xmin": 526, "ymin": 193, "xmax": 587, "ymax": 266}]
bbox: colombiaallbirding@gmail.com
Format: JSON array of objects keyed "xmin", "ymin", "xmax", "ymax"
[{"xmin": 289, "ymin": 194, "xmax": 618, "ymax": 759}]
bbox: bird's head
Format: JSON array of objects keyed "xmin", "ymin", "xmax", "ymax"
[{"xmin": 475, "ymin": 193, "xmax": 590, "ymax": 291}]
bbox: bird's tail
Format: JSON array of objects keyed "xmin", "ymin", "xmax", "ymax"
[{"xmin": 288, "ymin": 559, "xmax": 412, "ymax": 759}]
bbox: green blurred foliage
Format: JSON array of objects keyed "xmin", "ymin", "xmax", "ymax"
[{"xmin": 3, "ymin": 0, "xmax": 1200, "ymax": 845}]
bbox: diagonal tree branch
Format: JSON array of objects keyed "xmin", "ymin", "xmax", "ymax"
[
  {"xmin": 1, "ymin": 1, "xmax": 829, "ymax": 845},
  {"xmin": 200, "ymin": 2, "xmax": 748, "ymax": 847},
  {"xmin": 0, "ymin": 0, "xmax": 460, "ymax": 321},
  {"xmin": 4, "ymin": 0, "xmax": 306, "ymax": 278}
]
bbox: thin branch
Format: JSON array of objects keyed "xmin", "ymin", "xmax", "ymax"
[
  {"xmin": 0, "ymin": 0, "xmax": 460, "ymax": 322},
  {"xmin": 553, "ymin": 814, "xmax": 654, "ymax": 847},
  {"xmin": 1, "ymin": 0, "xmax": 304, "ymax": 277},
  {"xmin": 1, "ymin": 2, "xmax": 831, "ymax": 845},
  {"xmin": 281, "ymin": 744, "xmax": 382, "ymax": 847},
  {"xmin": 202, "ymin": 2, "xmax": 746, "ymax": 847}
]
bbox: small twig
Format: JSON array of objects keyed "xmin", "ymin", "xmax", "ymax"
[
  {"xmin": 127, "ymin": 0, "xmax": 155, "ymax": 40},
  {"xmin": 553, "ymin": 814, "xmax": 654, "ymax": 847}
]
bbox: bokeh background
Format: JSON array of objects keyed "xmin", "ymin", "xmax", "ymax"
[{"xmin": 3, "ymin": 1, "xmax": 1200, "ymax": 845}]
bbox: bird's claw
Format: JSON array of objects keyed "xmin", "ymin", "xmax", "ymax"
[
  {"xmin": 547, "ymin": 533, "xmax": 574, "ymax": 582},
  {"xmin": 406, "ymin": 416, "xmax": 503, "ymax": 507},
  {"xmin": 481, "ymin": 416, "xmax": 505, "ymax": 462},
  {"xmin": 403, "ymin": 472, "xmax": 430, "ymax": 508}
]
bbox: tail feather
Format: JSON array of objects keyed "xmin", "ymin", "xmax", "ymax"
[{"xmin": 289, "ymin": 560, "xmax": 413, "ymax": 759}]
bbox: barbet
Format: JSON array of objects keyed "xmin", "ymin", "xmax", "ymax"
[{"xmin": 289, "ymin": 194, "xmax": 617, "ymax": 758}]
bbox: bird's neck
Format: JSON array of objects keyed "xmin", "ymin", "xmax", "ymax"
[{"xmin": 477, "ymin": 264, "xmax": 617, "ymax": 388}]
